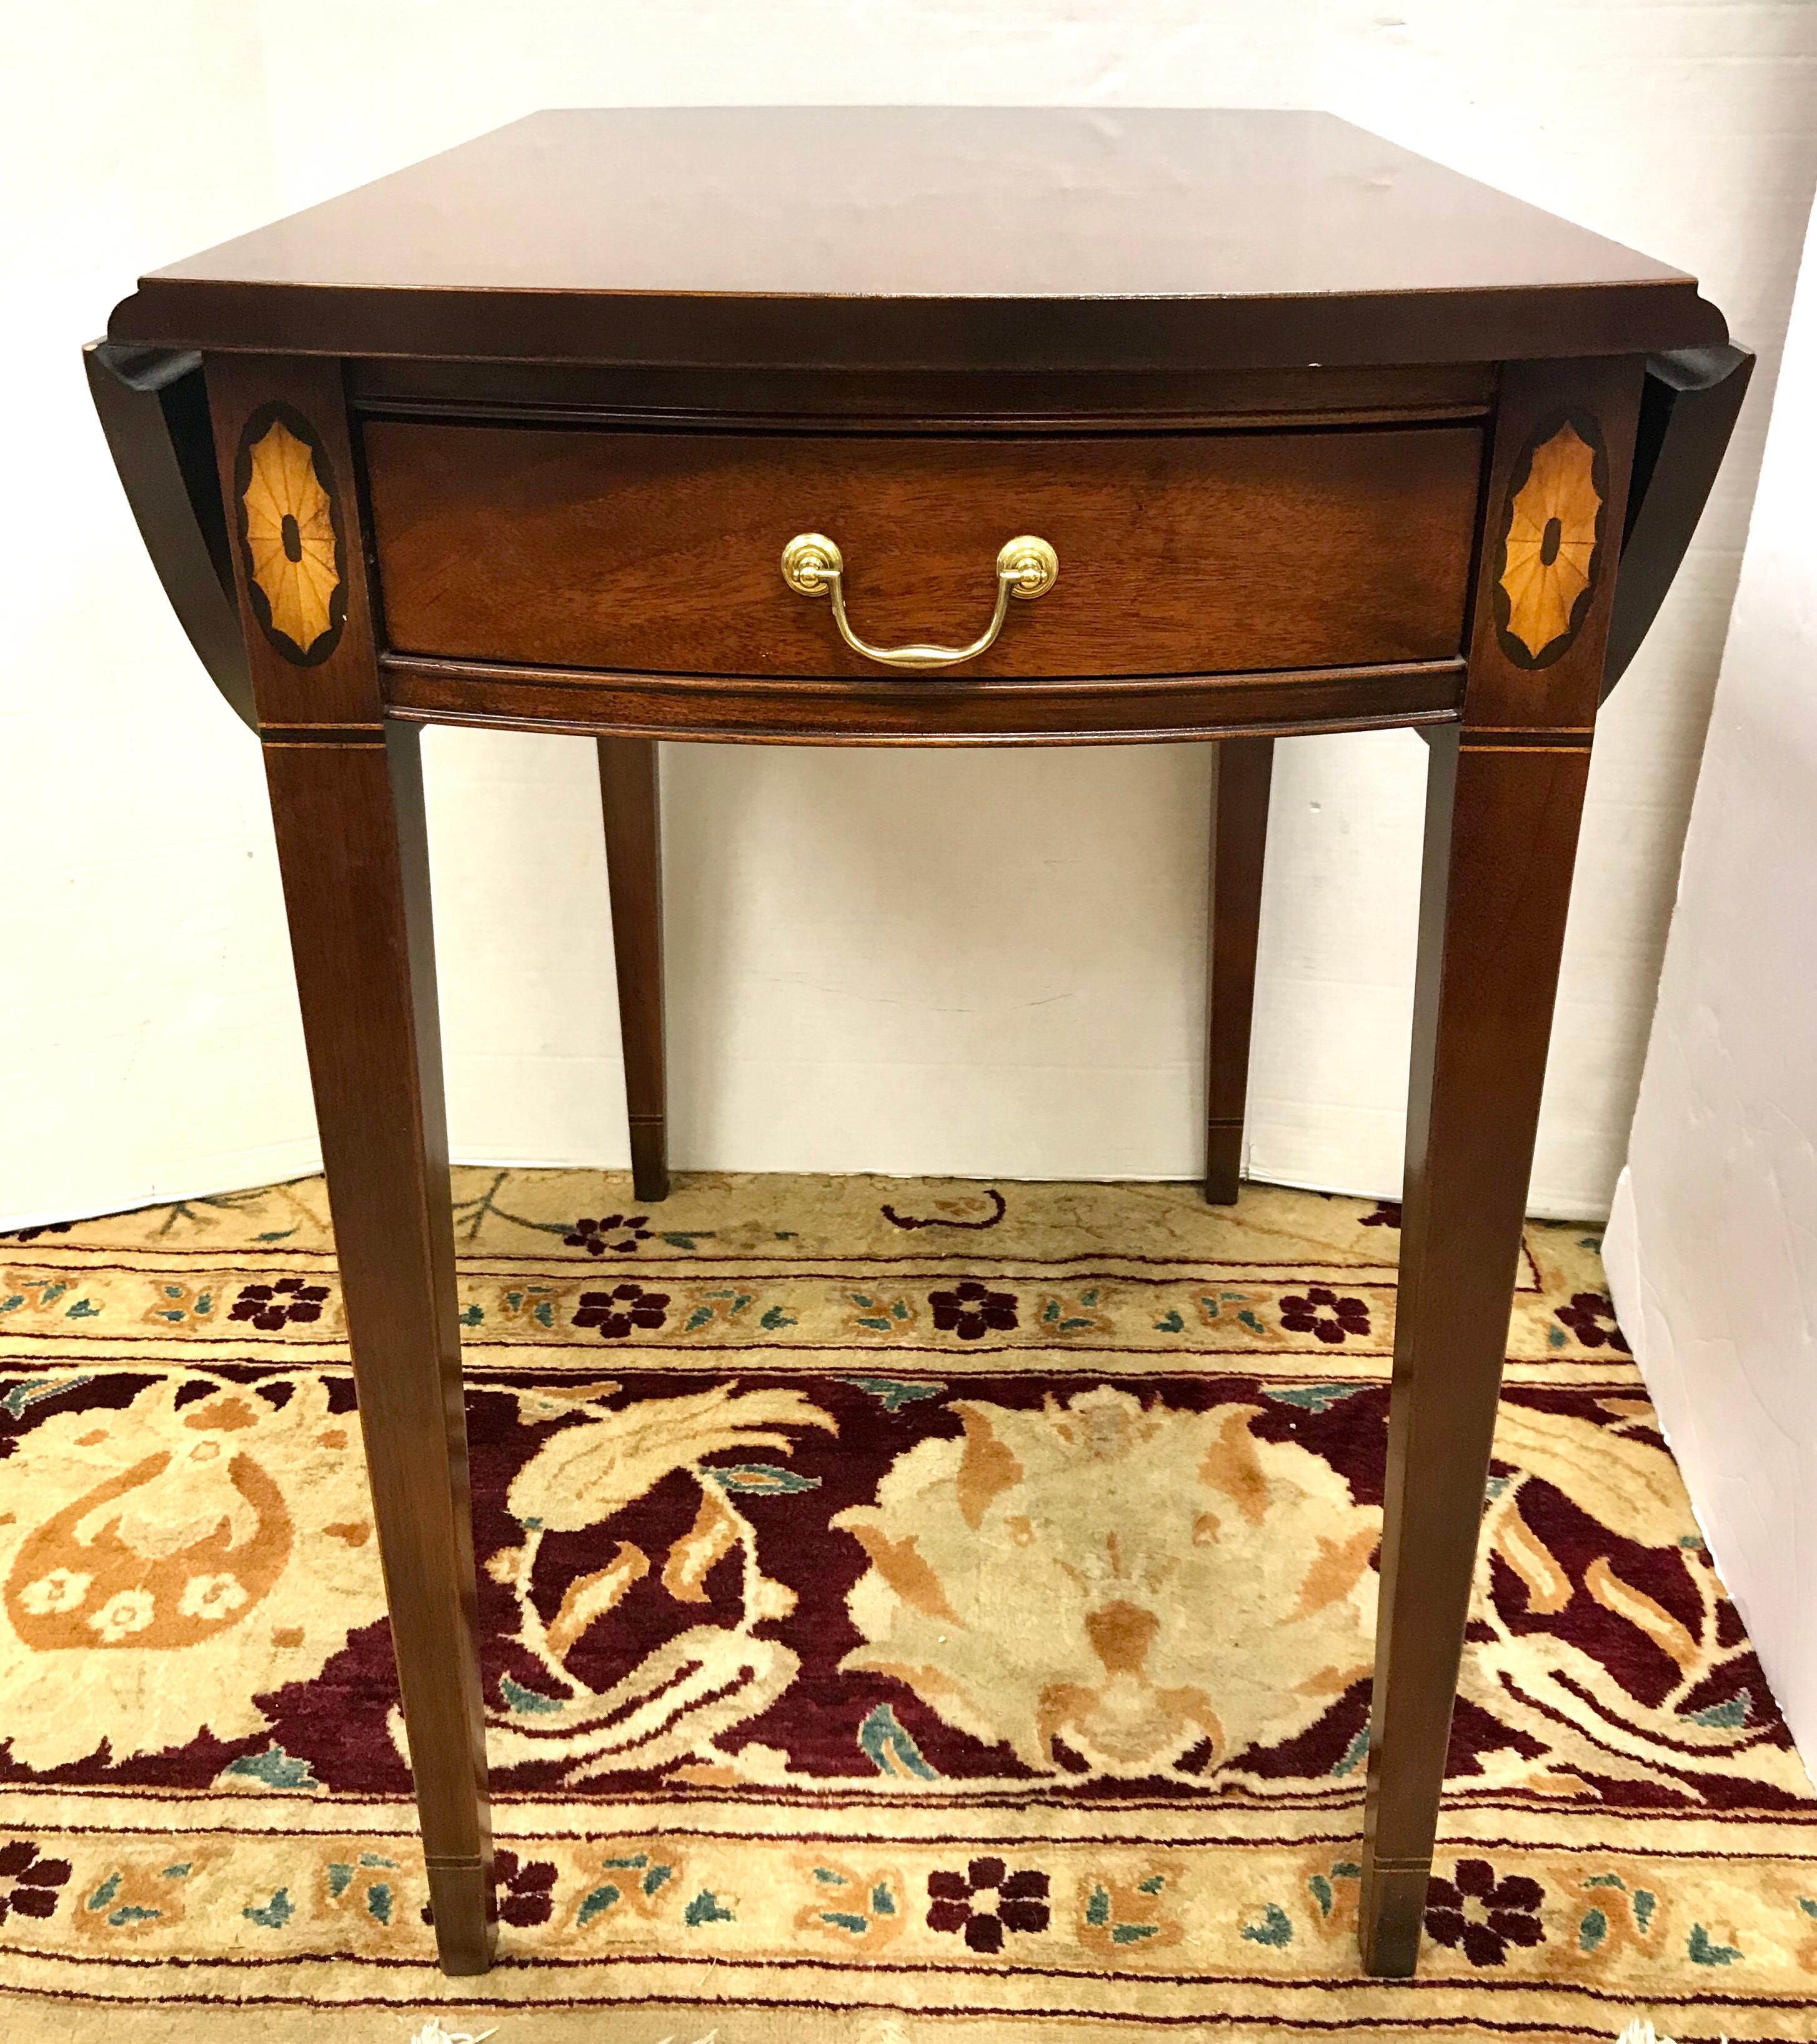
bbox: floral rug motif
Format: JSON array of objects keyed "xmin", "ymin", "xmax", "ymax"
[{"xmin": 0, "ymin": 1170, "xmax": 1812, "ymax": 2042}]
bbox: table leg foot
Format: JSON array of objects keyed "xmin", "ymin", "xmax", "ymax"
[
  {"xmin": 1358, "ymin": 1856, "xmax": 1430, "ymax": 1977},
  {"xmin": 630, "ymin": 1115, "xmax": 670, "ymax": 1204},
  {"xmin": 427, "ymin": 1855, "xmax": 499, "ymax": 1975},
  {"xmin": 1203, "ymin": 1124, "xmax": 1243, "ymax": 1204}
]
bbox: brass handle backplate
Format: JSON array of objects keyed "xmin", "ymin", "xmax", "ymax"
[{"xmin": 780, "ymin": 532, "xmax": 1058, "ymax": 671}]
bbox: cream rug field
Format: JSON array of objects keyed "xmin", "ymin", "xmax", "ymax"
[{"xmin": 0, "ymin": 1170, "xmax": 1811, "ymax": 2043}]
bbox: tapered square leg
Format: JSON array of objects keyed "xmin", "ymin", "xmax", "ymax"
[
  {"xmin": 1356, "ymin": 352, "xmax": 1641, "ymax": 1977},
  {"xmin": 263, "ymin": 727, "xmax": 495, "ymax": 1975},
  {"xmin": 1358, "ymin": 729, "xmax": 1591, "ymax": 1975},
  {"xmin": 598, "ymin": 735, "xmax": 669, "ymax": 1202},
  {"xmin": 1204, "ymin": 737, "xmax": 1273, "ymax": 1203},
  {"xmin": 207, "ymin": 353, "xmax": 497, "ymax": 1976}
]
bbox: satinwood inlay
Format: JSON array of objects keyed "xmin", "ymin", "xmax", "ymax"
[
  {"xmin": 1493, "ymin": 416, "xmax": 1607, "ymax": 669},
  {"xmin": 234, "ymin": 404, "xmax": 347, "ymax": 665}
]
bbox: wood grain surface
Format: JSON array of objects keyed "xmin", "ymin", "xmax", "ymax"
[
  {"xmin": 364, "ymin": 422, "xmax": 1483, "ymax": 681},
  {"xmin": 108, "ymin": 109, "xmax": 1726, "ymax": 371}
]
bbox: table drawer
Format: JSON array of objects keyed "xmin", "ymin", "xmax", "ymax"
[{"xmin": 364, "ymin": 422, "xmax": 1481, "ymax": 679}]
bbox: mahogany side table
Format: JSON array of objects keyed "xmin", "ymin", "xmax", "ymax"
[{"xmin": 89, "ymin": 107, "xmax": 1750, "ymax": 1979}]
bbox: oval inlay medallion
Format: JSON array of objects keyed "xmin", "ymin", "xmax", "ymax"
[
  {"xmin": 234, "ymin": 403, "xmax": 347, "ymax": 666},
  {"xmin": 1493, "ymin": 414, "xmax": 1607, "ymax": 670}
]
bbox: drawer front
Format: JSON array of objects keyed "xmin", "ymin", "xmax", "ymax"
[{"xmin": 364, "ymin": 422, "xmax": 1481, "ymax": 679}]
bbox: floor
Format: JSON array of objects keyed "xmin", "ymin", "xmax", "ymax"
[{"xmin": 0, "ymin": 1169, "xmax": 1811, "ymax": 2042}]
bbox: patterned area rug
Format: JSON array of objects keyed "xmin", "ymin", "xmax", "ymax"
[{"xmin": 0, "ymin": 1170, "xmax": 1812, "ymax": 2044}]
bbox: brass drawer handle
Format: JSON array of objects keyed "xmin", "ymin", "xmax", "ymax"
[{"xmin": 780, "ymin": 532, "xmax": 1058, "ymax": 671}]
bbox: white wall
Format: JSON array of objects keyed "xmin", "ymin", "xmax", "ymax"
[
  {"xmin": 1604, "ymin": 189, "xmax": 1817, "ymax": 1769},
  {"xmin": 7, "ymin": 2, "xmax": 1817, "ymax": 1227}
]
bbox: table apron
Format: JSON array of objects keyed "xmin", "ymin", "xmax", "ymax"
[{"xmin": 377, "ymin": 652, "xmax": 1466, "ymax": 745}]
